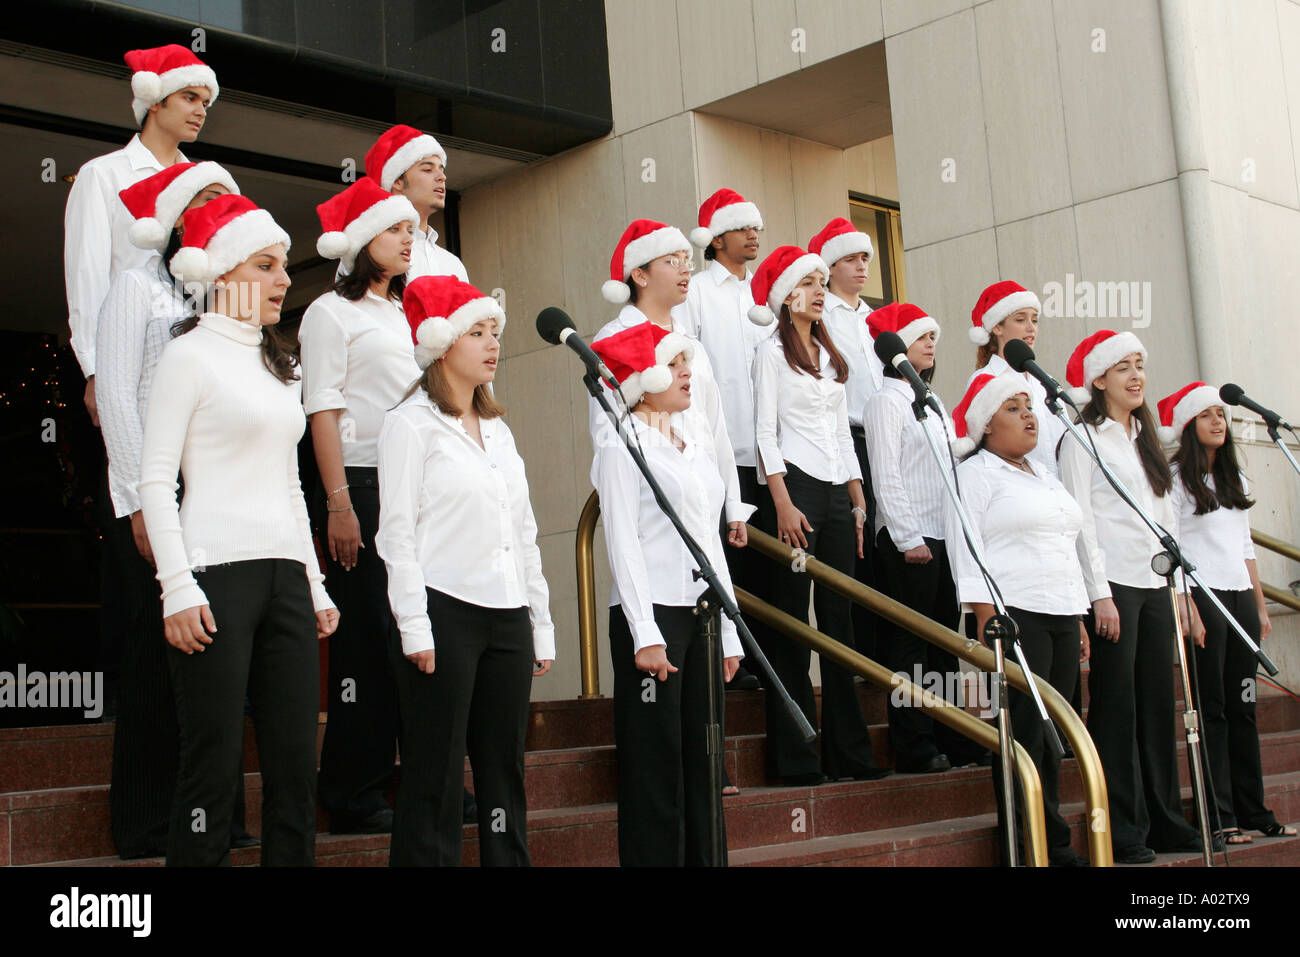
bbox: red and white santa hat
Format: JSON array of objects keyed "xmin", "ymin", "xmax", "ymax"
[
  {"xmin": 951, "ymin": 372, "xmax": 1033, "ymax": 458},
  {"xmin": 365, "ymin": 124, "xmax": 447, "ymax": 192},
  {"xmin": 747, "ymin": 245, "xmax": 828, "ymax": 327},
  {"xmin": 602, "ymin": 219, "xmax": 692, "ymax": 304},
  {"xmin": 124, "ymin": 45, "xmax": 219, "ymax": 126},
  {"xmin": 119, "ymin": 161, "xmax": 239, "ymax": 251},
  {"xmin": 1064, "ymin": 329, "xmax": 1147, "ymax": 404},
  {"xmin": 315, "ymin": 177, "xmax": 418, "ymax": 270},
  {"xmin": 969, "ymin": 280, "xmax": 1041, "ymax": 346},
  {"xmin": 1157, "ymin": 381, "xmax": 1222, "ymax": 444},
  {"xmin": 865, "ymin": 302, "xmax": 941, "ymax": 347},
  {"xmin": 689, "ymin": 188, "xmax": 764, "ymax": 249},
  {"xmin": 591, "ymin": 321, "xmax": 694, "ymax": 408},
  {"xmin": 169, "ymin": 194, "xmax": 290, "ymax": 284},
  {"xmin": 808, "ymin": 217, "xmax": 873, "ymax": 268},
  {"xmin": 403, "ymin": 275, "xmax": 506, "ymax": 369}
]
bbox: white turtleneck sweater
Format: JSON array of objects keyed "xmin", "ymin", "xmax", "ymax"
[{"xmin": 138, "ymin": 312, "xmax": 333, "ymax": 618}]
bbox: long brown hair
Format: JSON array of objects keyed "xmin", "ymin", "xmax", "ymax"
[
  {"xmin": 1171, "ymin": 420, "xmax": 1254, "ymax": 515},
  {"xmin": 1080, "ymin": 386, "xmax": 1172, "ymax": 497},
  {"xmin": 402, "ymin": 358, "xmax": 505, "ymax": 419},
  {"xmin": 975, "ymin": 334, "xmax": 1000, "ymax": 370},
  {"xmin": 332, "ymin": 244, "xmax": 406, "ymax": 303},
  {"xmin": 776, "ymin": 304, "xmax": 849, "ymax": 383}
]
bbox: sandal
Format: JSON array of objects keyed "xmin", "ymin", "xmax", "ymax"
[
  {"xmin": 1257, "ymin": 822, "xmax": 1298, "ymax": 838},
  {"xmin": 1217, "ymin": 827, "xmax": 1253, "ymax": 845},
  {"xmin": 722, "ymin": 784, "xmax": 740, "ymax": 796}
]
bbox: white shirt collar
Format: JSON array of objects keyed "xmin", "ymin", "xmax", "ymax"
[
  {"xmin": 705, "ymin": 259, "xmax": 749, "ymax": 287},
  {"xmin": 825, "ymin": 290, "xmax": 866, "ymax": 314},
  {"xmin": 976, "ymin": 446, "xmax": 1039, "ymax": 477},
  {"xmin": 124, "ymin": 134, "xmax": 175, "ymax": 173}
]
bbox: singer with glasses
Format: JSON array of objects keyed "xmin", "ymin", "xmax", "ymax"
[
  {"xmin": 1160, "ymin": 383, "xmax": 1296, "ymax": 844},
  {"xmin": 1057, "ymin": 330, "xmax": 1204, "ymax": 864},
  {"xmin": 947, "ymin": 372, "xmax": 1094, "ymax": 866},
  {"xmin": 750, "ymin": 245, "xmax": 885, "ymax": 787},
  {"xmin": 864, "ymin": 303, "xmax": 988, "ymax": 774}
]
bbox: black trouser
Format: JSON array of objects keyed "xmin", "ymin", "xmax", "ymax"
[
  {"xmin": 317, "ymin": 468, "xmax": 399, "ymax": 820},
  {"xmin": 1086, "ymin": 581, "xmax": 1197, "ymax": 850},
  {"xmin": 850, "ymin": 428, "xmax": 881, "ymax": 662},
  {"xmin": 757, "ymin": 464, "xmax": 876, "ymax": 779},
  {"xmin": 167, "ymin": 559, "xmax": 320, "ymax": 866},
  {"xmin": 1192, "ymin": 587, "xmax": 1277, "ymax": 833},
  {"xmin": 610, "ymin": 603, "xmax": 726, "ymax": 866},
  {"xmin": 388, "ymin": 589, "xmax": 533, "ymax": 866},
  {"xmin": 991, "ymin": 608, "xmax": 1080, "ymax": 861},
  {"xmin": 877, "ymin": 530, "xmax": 984, "ymax": 769}
]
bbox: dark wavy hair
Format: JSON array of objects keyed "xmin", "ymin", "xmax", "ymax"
[
  {"xmin": 776, "ymin": 303, "xmax": 848, "ymax": 383},
  {"xmin": 331, "ymin": 243, "xmax": 406, "ymax": 303},
  {"xmin": 1080, "ymin": 385, "xmax": 1171, "ymax": 498},
  {"xmin": 1171, "ymin": 419, "xmax": 1254, "ymax": 515}
]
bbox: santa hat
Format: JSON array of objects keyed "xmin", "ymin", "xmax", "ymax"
[
  {"xmin": 365, "ymin": 125, "xmax": 447, "ymax": 192},
  {"xmin": 123, "ymin": 45, "xmax": 219, "ymax": 126},
  {"xmin": 119, "ymin": 162, "xmax": 239, "ymax": 251},
  {"xmin": 590, "ymin": 322, "xmax": 694, "ymax": 408},
  {"xmin": 403, "ymin": 275, "xmax": 506, "ymax": 369},
  {"xmin": 602, "ymin": 219, "xmax": 692, "ymax": 304},
  {"xmin": 747, "ymin": 245, "xmax": 828, "ymax": 326},
  {"xmin": 1064, "ymin": 330, "xmax": 1147, "ymax": 405},
  {"xmin": 689, "ymin": 188, "xmax": 764, "ymax": 249},
  {"xmin": 1157, "ymin": 382, "xmax": 1222, "ymax": 444},
  {"xmin": 969, "ymin": 280, "xmax": 1041, "ymax": 346},
  {"xmin": 168, "ymin": 194, "xmax": 290, "ymax": 284},
  {"xmin": 866, "ymin": 302, "xmax": 941, "ymax": 347},
  {"xmin": 808, "ymin": 217, "xmax": 873, "ymax": 268},
  {"xmin": 315, "ymin": 178, "xmax": 419, "ymax": 270},
  {"xmin": 951, "ymin": 372, "xmax": 1032, "ymax": 458}
]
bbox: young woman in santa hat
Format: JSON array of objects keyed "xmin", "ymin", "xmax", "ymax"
[
  {"xmin": 139, "ymin": 194, "xmax": 338, "ymax": 866},
  {"xmin": 1159, "ymin": 383, "xmax": 1296, "ymax": 844},
  {"xmin": 947, "ymin": 372, "xmax": 1095, "ymax": 866},
  {"xmin": 863, "ymin": 302, "xmax": 986, "ymax": 774},
  {"xmin": 1056, "ymin": 330, "xmax": 1203, "ymax": 863},
  {"xmin": 750, "ymin": 245, "xmax": 884, "ymax": 787},
  {"xmin": 376, "ymin": 275, "xmax": 554, "ymax": 867},
  {"xmin": 590, "ymin": 321, "xmax": 744, "ymax": 865}
]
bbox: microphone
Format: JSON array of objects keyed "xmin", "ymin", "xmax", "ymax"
[
  {"xmin": 1002, "ymin": 339, "xmax": 1071, "ymax": 406},
  {"xmin": 536, "ymin": 306, "xmax": 620, "ymax": 391},
  {"xmin": 1220, "ymin": 383, "xmax": 1290, "ymax": 430},
  {"xmin": 873, "ymin": 331, "xmax": 943, "ymax": 416}
]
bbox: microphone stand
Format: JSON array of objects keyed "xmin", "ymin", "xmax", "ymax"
[
  {"xmin": 1264, "ymin": 419, "xmax": 1300, "ymax": 480},
  {"xmin": 583, "ymin": 370, "xmax": 816, "ymax": 867}
]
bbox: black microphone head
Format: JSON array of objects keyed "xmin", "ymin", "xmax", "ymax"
[
  {"xmin": 873, "ymin": 330, "xmax": 906, "ymax": 365},
  {"xmin": 536, "ymin": 306, "xmax": 575, "ymax": 345},
  {"xmin": 1002, "ymin": 338, "xmax": 1035, "ymax": 372},
  {"xmin": 1219, "ymin": 383, "xmax": 1245, "ymax": 406}
]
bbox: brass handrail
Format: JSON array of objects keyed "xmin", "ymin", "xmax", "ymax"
[
  {"xmin": 1251, "ymin": 528, "xmax": 1300, "ymax": 564},
  {"xmin": 1261, "ymin": 583, "xmax": 1300, "ymax": 614},
  {"xmin": 576, "ymin": 490, "xmax": 603, "ymax": 699},
  {"xmin": 736, "ymin": 586, "xmax": 1049, "ymax": 866}
]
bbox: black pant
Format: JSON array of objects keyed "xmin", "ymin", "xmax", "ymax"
[
  {"xmin": 877, "ymin": 530, "xmax": 984, "ymax": 769},
  {"xmin": 610, "ymin": 603, "xmax": 725, "ymax": 866},
  {"xmin": 317, "ymin": 468, "xmax": 399, "ymax": 820},
  {"xmin": 167, "ymin": 559, "xmax": 320, "ymax": 866},
  {"xmin": 757, "ymin": 464, "xmax": 876, "ymax": 779},
  {"xmin": 1192, "ymin": 587, "xmax": 1277, "ymax": 833},
  {"xmin": 1086, "ymin": 582, "xmax": 1198, "ymax": 850},
  {"xmin": 991, "ymin": 608, "xmax": 1080, "ymax": 860},
  {"xmin": 850, "ymin": 429, "xmax": 881, "ymax": 662},
  {"xmin": 388, "ymin": 589, "xmax": 533, "ymax": 866}
]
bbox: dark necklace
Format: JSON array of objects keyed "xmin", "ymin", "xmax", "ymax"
[{"xmin": 992, "ymin": 450, "xmax": 1033, "ymax": 473}]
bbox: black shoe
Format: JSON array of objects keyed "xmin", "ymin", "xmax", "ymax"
[
  {"xmin": 1152, "ymin": 833, "xmax": 1203, "ymax": 854},
  {"xmin": 1049, "ymin": 848, "xmax": 1090, "ymax": 867},
  {"xmin": 230, "ymin": 832, "xmax": 261, "ymax": 850},
  {"xmin": 898, "ymin": 754, "xmax": 950, "ymax": 774},
  {"xmin": 463, "ymin": 788, "xmax": 478, "ymax": 824},
  {"xmin": 852, "ymin": 767, "xmax": 893, "ymax": 781},
  {"xmin": 728, "ymin": 666, "xmax": 760, "ymax": 691},
  {"xmin": 330, "ymin": 807, "xmax": 394, "ymax": 834},
  {"xmin": 1114, "ymin": 843, "xmax": 1156, "ymax": 864},
  {"xmin": 779, "ymin": 771, "xmax": 827, "ymax": 787}
]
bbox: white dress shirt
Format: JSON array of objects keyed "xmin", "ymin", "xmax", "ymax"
[
  {"xmin": 298, "ymin": 290, "xmax": 421, "ymax": 467},
  {"xmin": 592, "ymin": 413, "xmax": 743, "ymax": 659},
  {"xmin": 407, "ymin": 225, "xmax": 468, "ymax": 282},
  {"xmin": 95, "ymin": 257, "xmax": 188, "ymax": 517},
  {"xmin": 672, "ymin": 260, "xmax": 772, "ymax": 466},
  {"xmin": 1057, "ymin": 416, "xmax": 1175, "ymax": 600},
  {"xmin": 138, "ymin": 313, "xmax": 332, "ymax": 618},
  {"xmin": 945, "ymin": 450, "xmax": 1092, "ymax": 615},
  {"xmin": 821, "ymin": 291, "xmax": 882, "ymax": 429},
  {"xmin": 862, "ymin": 378, "xmax": 954, "ymax": 551},
  {"xmin": 375, "ymin": 391, "xmax": 554, "ymax": 658},
  {"xmin": 65, "ymin": 135, "xmax": 186, "ymax": 377},
  {"xmin": 1170, "ymin": 467, "xmax": 1255, "ymax": 592},
  {"xmin": 589, "ymin": 305, "xmax": 753, "ymax": 524},
  {"xmin": 966, "ymin": 353, "xmax": 1065, "ymax": 478}
]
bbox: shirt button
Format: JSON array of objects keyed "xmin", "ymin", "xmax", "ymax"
[
  {"xmin": 504, "ymin": 544, "xmax": 511, "ymax": 552},
  {"xmin": 490, "ymin": 463, "xmax": 498, "ymax": 469}
]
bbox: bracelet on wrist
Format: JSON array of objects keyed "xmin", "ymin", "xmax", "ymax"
[
  {"xmin": 327, "ymin": 504, "xmax": 354, "ymax": 514},
  {"xmin": 326, "ymin": 484, "xmax": 349, "ymax": 499}
]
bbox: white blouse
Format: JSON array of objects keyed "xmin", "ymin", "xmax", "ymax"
[
  {"xmin": 945, "ymin": 450, "xmax": 1092, "ymax": 615},
  {"xmin": 375, "ymin": 391, "xmax": 554, "ymax": 659},
  {"xmin": 1170, "ymin": 467, "xmax": 1256, "ymax": 592},
  {"xmin": 752, "ymin": 336, "xmax": 861, "ymax": 485},
  {"xmin": 966, "ymin": 353, "xmax": 1066, "ymax": 478},
  {"xmin": 592, "ymin": 413, "xmax": 743, "ymax": 659},
  {"xmin": 298, "ymin": 290, "xmax": 421, "ymax": 467},
  {"xmin": 862, "ymin": 377, "xmax": 954, "ymax": 551}
]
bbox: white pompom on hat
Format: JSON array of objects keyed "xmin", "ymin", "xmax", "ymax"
[
  {"xmin": 590, "ymin": 321, "xmax": 695, "ymax": 408},
  {"xmin": 364, "ymin": 124, "xmax": 447, "ymax": 191},
  {"xmin": 119, "ymin": 161, "xmax": 239, "ymax": 251},
  {"xmin": 602, "ymin": 219, "xmax": 692, "ymax": 304},
  {"xmin": 1064, "ymin": 329, "xmax": 1147, "ymax": 405},
  {"xmin": 969, "ymin": 280, "xmax": 1041, "ymax": 346},
  {"xmin": 1156, "ymin": 382, "xmax": 1222, "ymax": 445},
  {"xmin": 315, "ymin": 177, "xmax": 419, "ymax": 270},
  {"xmin": 403, "ymin": 275, "xmax": 507, "ymax": 369},
  {"xmin": 168, "ymin": 194, "xmax": 290, "ymax": 284},
  {"xmin": 950, "ymin": 371, "xmax": 1033, "ymax": 458},
  {"xmin": 123, "ymin": 45, "xmax": 219, "ymax": 126},
  {"xmin": 808, "ymin": 217, "xmax": 873, "ymax": 268},
  {"xmin": 747, "ymin": 245, "xmax": 828, "ymax": 326},
  {"xmin": 690, "ymin": 188, "xmax": 764, "ymax": 249}
]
